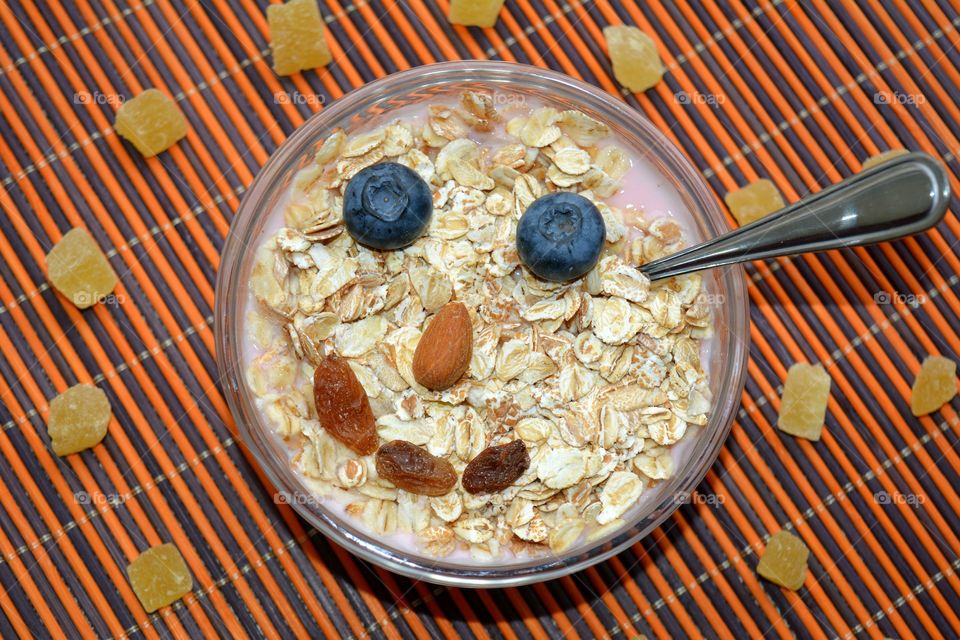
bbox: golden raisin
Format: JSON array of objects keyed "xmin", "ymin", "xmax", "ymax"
[
  {"xmin": 313, "ymin": 353, "xmax": 378, "ymax": 455},
  {"xmin": 375, "ymin": 440, "xmax": 457, "ymax": 496},
  {"xmin": 462, "ymin": 440, "xmax": 529, "ymax": 494}
]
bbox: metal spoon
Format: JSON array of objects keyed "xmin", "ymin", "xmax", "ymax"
[{"xmin": 639, "ymin": 152, "xmax": 952, "ymax": 281}]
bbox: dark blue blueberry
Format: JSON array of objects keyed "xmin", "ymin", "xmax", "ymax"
[
  {"xmin": 343, "ymin": 162, "xmax": 432, "ymax": 250},
  {"xmin": 516, "ymin": 192, "xmax": 606, "ymax": 282}
]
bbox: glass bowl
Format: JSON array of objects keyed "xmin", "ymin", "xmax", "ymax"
[{"xmin": 216, "ymin": 60, "xmax": 749, "ymax": 588}]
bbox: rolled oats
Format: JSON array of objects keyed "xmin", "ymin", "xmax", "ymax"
[
  {"xmin": 420, "ymin": 526, "xmax": 456, "ymax": 557},
  {"xmin": 453, "ymin": 517, "xmax": 495, "ymax": 544},
  {"xmin": 334, "ymin": 315, "xmax": 387, "ymax": 357},
  {"xmin": 337, "ymin": 459, "xmax": 367, "ymax": 488},
  {"xmin": 247, "ymin": 93, "xmax": 714, "ymax": 561},
  {"xmin": 557, "ymin": 110, "xmax": 610, "ymax": 146},
  {"xmin": 496, "ymin": 339, "xmax": 531, "ymax": 382},
  {"xmin": 397, "ymin": 491, "xmax": 431, "ymax": 532},
  {"xmin": 548, "ymin": 518, "xmax": 585, "ymax": 553},
  {"xmin": 592, "ymin": 297, "xmax": 640, "ymax": 345},
  {"xmin": 430, "ymin": 492, "xmax": 464, "ymax": 522},
  {"xmin": 513, "ymin": 513, "xmax": 549, "ymax": 542},
  {"xmin": 537, "ymin": 448, "xmax": 588, "ymax": 489},
  {"xmin": 519, "ymin": 107, "xmax": 562, "ymax": 147},
  {"xmin": 597, "ymin": 471, "xmax": 643, "ymax": 524}
]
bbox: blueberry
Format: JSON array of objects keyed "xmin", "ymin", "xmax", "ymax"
[
  {"xmin": 516, "ymin": 192, "xmax": 606, "ymax": 282},
  {"xmin": 343, "ymin": 162, "xmax": 432, "ymax": 250}
]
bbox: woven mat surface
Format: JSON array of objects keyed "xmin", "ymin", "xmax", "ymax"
[{"xmin": 2, "ymin": 0, "xmax": 960, "ymax": 638}]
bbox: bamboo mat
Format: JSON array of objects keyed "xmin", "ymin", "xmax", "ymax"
[{"xmin": 1, "ymin": 0, "xmax": 959, "ymax": 638}]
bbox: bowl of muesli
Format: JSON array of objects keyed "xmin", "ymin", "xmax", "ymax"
[{"xmin": 216, "ymin": 61, "xmax": 749, "ymax": 587}]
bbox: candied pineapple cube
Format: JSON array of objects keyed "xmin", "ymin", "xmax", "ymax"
[
  {"xmin": 911, "ymin": 356, "xmax": 957, "ymax": 416},
  {"xmin": 777, "ymin": 363, "xmax": 830, "ymax": 441},
  {"xmin": 724, "ymin": 179, "xmax": 784, "ymax": 226},
  {"xmin": 603, "ymin": 25, "xmax": 664, "ymax": 92},
  {"xmin": 128, "ymin": 543, "xmax": 193, "ymax": 612},
  {"xmin": 47, "ymin": 384, "xmax": 111, "ymax": 456},
  {"xmin": 267, "ymin": 0, "xmax": 332, "ymax": 76},
  {"xmin": 862, "ymin": 148, "xmax": 908, "ymax": 171},
  {"xmin": 757, "ymin": 530, "xmax": 809, "ymax": 590},
  {"xmin": 46, "ymin": 228, "xmax": 118, "ymax": 309},
  {"xmin": 114, "ymin": 89, "xmax": 188, "ymax": 157},
  {"xmin": 448, "ymin": 0, "xmax": 506, "ymax": 27}
]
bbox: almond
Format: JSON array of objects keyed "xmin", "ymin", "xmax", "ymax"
[
  {"xmin": 412, "ymin": 301, "xmax": 473, "ymax": 390},
  {"xmin": 313, "ymin": 353, "xmax": 378, "ymax": 455}
]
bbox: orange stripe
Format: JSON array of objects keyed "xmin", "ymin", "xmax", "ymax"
[
  {"xmin": 605, "ymin": 555, "xmax": 673, "ymax": 639},
  {"xmin": 671, "ymin": 512, "xmax": 761, "ymax": 638}
]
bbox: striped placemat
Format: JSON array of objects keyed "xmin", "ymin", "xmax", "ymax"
[{"xmin": 1, "ymin": 0, "xmax": 959, "ymax": 638}]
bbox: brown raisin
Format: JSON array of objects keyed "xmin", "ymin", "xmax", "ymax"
[
  {"xmin": 375, "ymin": 440, "xmax": 457, "ymax": 496},
  {"xmin": 313, "ymin": 353, "xmax": 378, "ymax": 455},
  {"xmin": 462, "ymin": 440, "xmax": 529, "ymax": 494}
]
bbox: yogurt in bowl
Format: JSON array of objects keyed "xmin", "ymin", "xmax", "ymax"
[{"xmin": 216, "ymin": 61, "xmax": 748, "ymax": 587}]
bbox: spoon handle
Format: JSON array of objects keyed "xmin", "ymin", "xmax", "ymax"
[{"xmin": 639, "ymin": 152, "xmax": 951, "ymax": 281}]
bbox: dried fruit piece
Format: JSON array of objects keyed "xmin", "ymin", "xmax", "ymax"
[
  {"xmin": 314, "ymin": 353, "xmax": 378, "ymax": 455},
  {"xmin": 911, "ymin": 356, "xmax": 957, "ymax": 416},
  {"xmin": 114, "ymin": 89, "xmax": 187, "ymax": 157},
  {"xmin": 603, "ymin": 25, "xmax": 664, "ymax": 92},
  {"xmin": 448, "ymin": 0, "xmax": 506, "ymax": 27},
  {"xmin": 462, "ymin": 440, "xmax": 530, "ymax": 494},
  {"xmin": 267, "ymin": 0, "xmax": 332, "ymax": 76},
  {"xmin": 777, "ymin": 363, "xmax": 831, "ymax": 441},
  {"xmin": 127, "ymin": 543, "xmax": 193, "ymax": 612},
  {"xmin": 724, "ymin": 179, "xmax": 784, "ymax": 226},
  {"xmin": 412, "ymin": 302, "xmax": 473, "ymax": 390},
  {"xmin": 862, "ymin": 148, "xmax": 908, "ymax": 171},
  {"xmin": 47, "ymin": 384, "xmax": 111, "ymax": 456},
  {"xmin": 376, "ymin": 440, "xmax": 457, "ymax": 496},
  {"xmin": 757, "ymin": 530, "xmax": 809, "ymax": 591},
  {"xmin": 45, "ymin": 228, "xmax": 118, "ymax": 309}
]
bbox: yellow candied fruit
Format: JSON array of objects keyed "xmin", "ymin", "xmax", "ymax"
[
  {"xmin": 47, "ymin": 384, "xmax": 111, "ymax": 456},
  {"xmin": 114, "ymin": 89, "xmax": 187, "ymax": 157},
  {"xmin": 267, "ymin": 0, "xmax": 332, "ymax": 76},
  {"xmin": 724, "ymin": 179, "xmax": 785, "ymax": 226},
  {"xmin": 757, "ymin": 530, "xmax": 809, "ymax": 591},
  {"xmin": 603, "ymin": 25, "xmax": 664, "ymax": 93},
  {"xmin": 448, "ymin": 0, "xmax": 506, "ymax": 27},
  {"xmin": 862, "ymin": 148, "xmax": 909, "ymax": 171},
  {"xmin": 128, "ymin": 543, "xmax": 193, "ymax": 613},
  {"xmin": 777, "ymin": 362, "xmax": 831, "ymax": 441},
  {"xmin": 911, "ymin": 355, "xmax": 957, "ymax": 416},
  {"xmin": 45, "ymin": 228, "xmax": 118, "ymax": 309}
]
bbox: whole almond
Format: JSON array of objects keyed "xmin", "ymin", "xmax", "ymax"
[
  {"xmin": 412, "ymin": 301, "xmax": 473, "ymax": 390},
  {"xmin": 313, "ymin": 353, "xmax": 378, "ymax": 455}
]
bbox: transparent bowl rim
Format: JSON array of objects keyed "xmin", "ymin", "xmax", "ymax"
[{"xmin": 215, "ymin": 60, "xmax": 750, "ymax": 588}]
